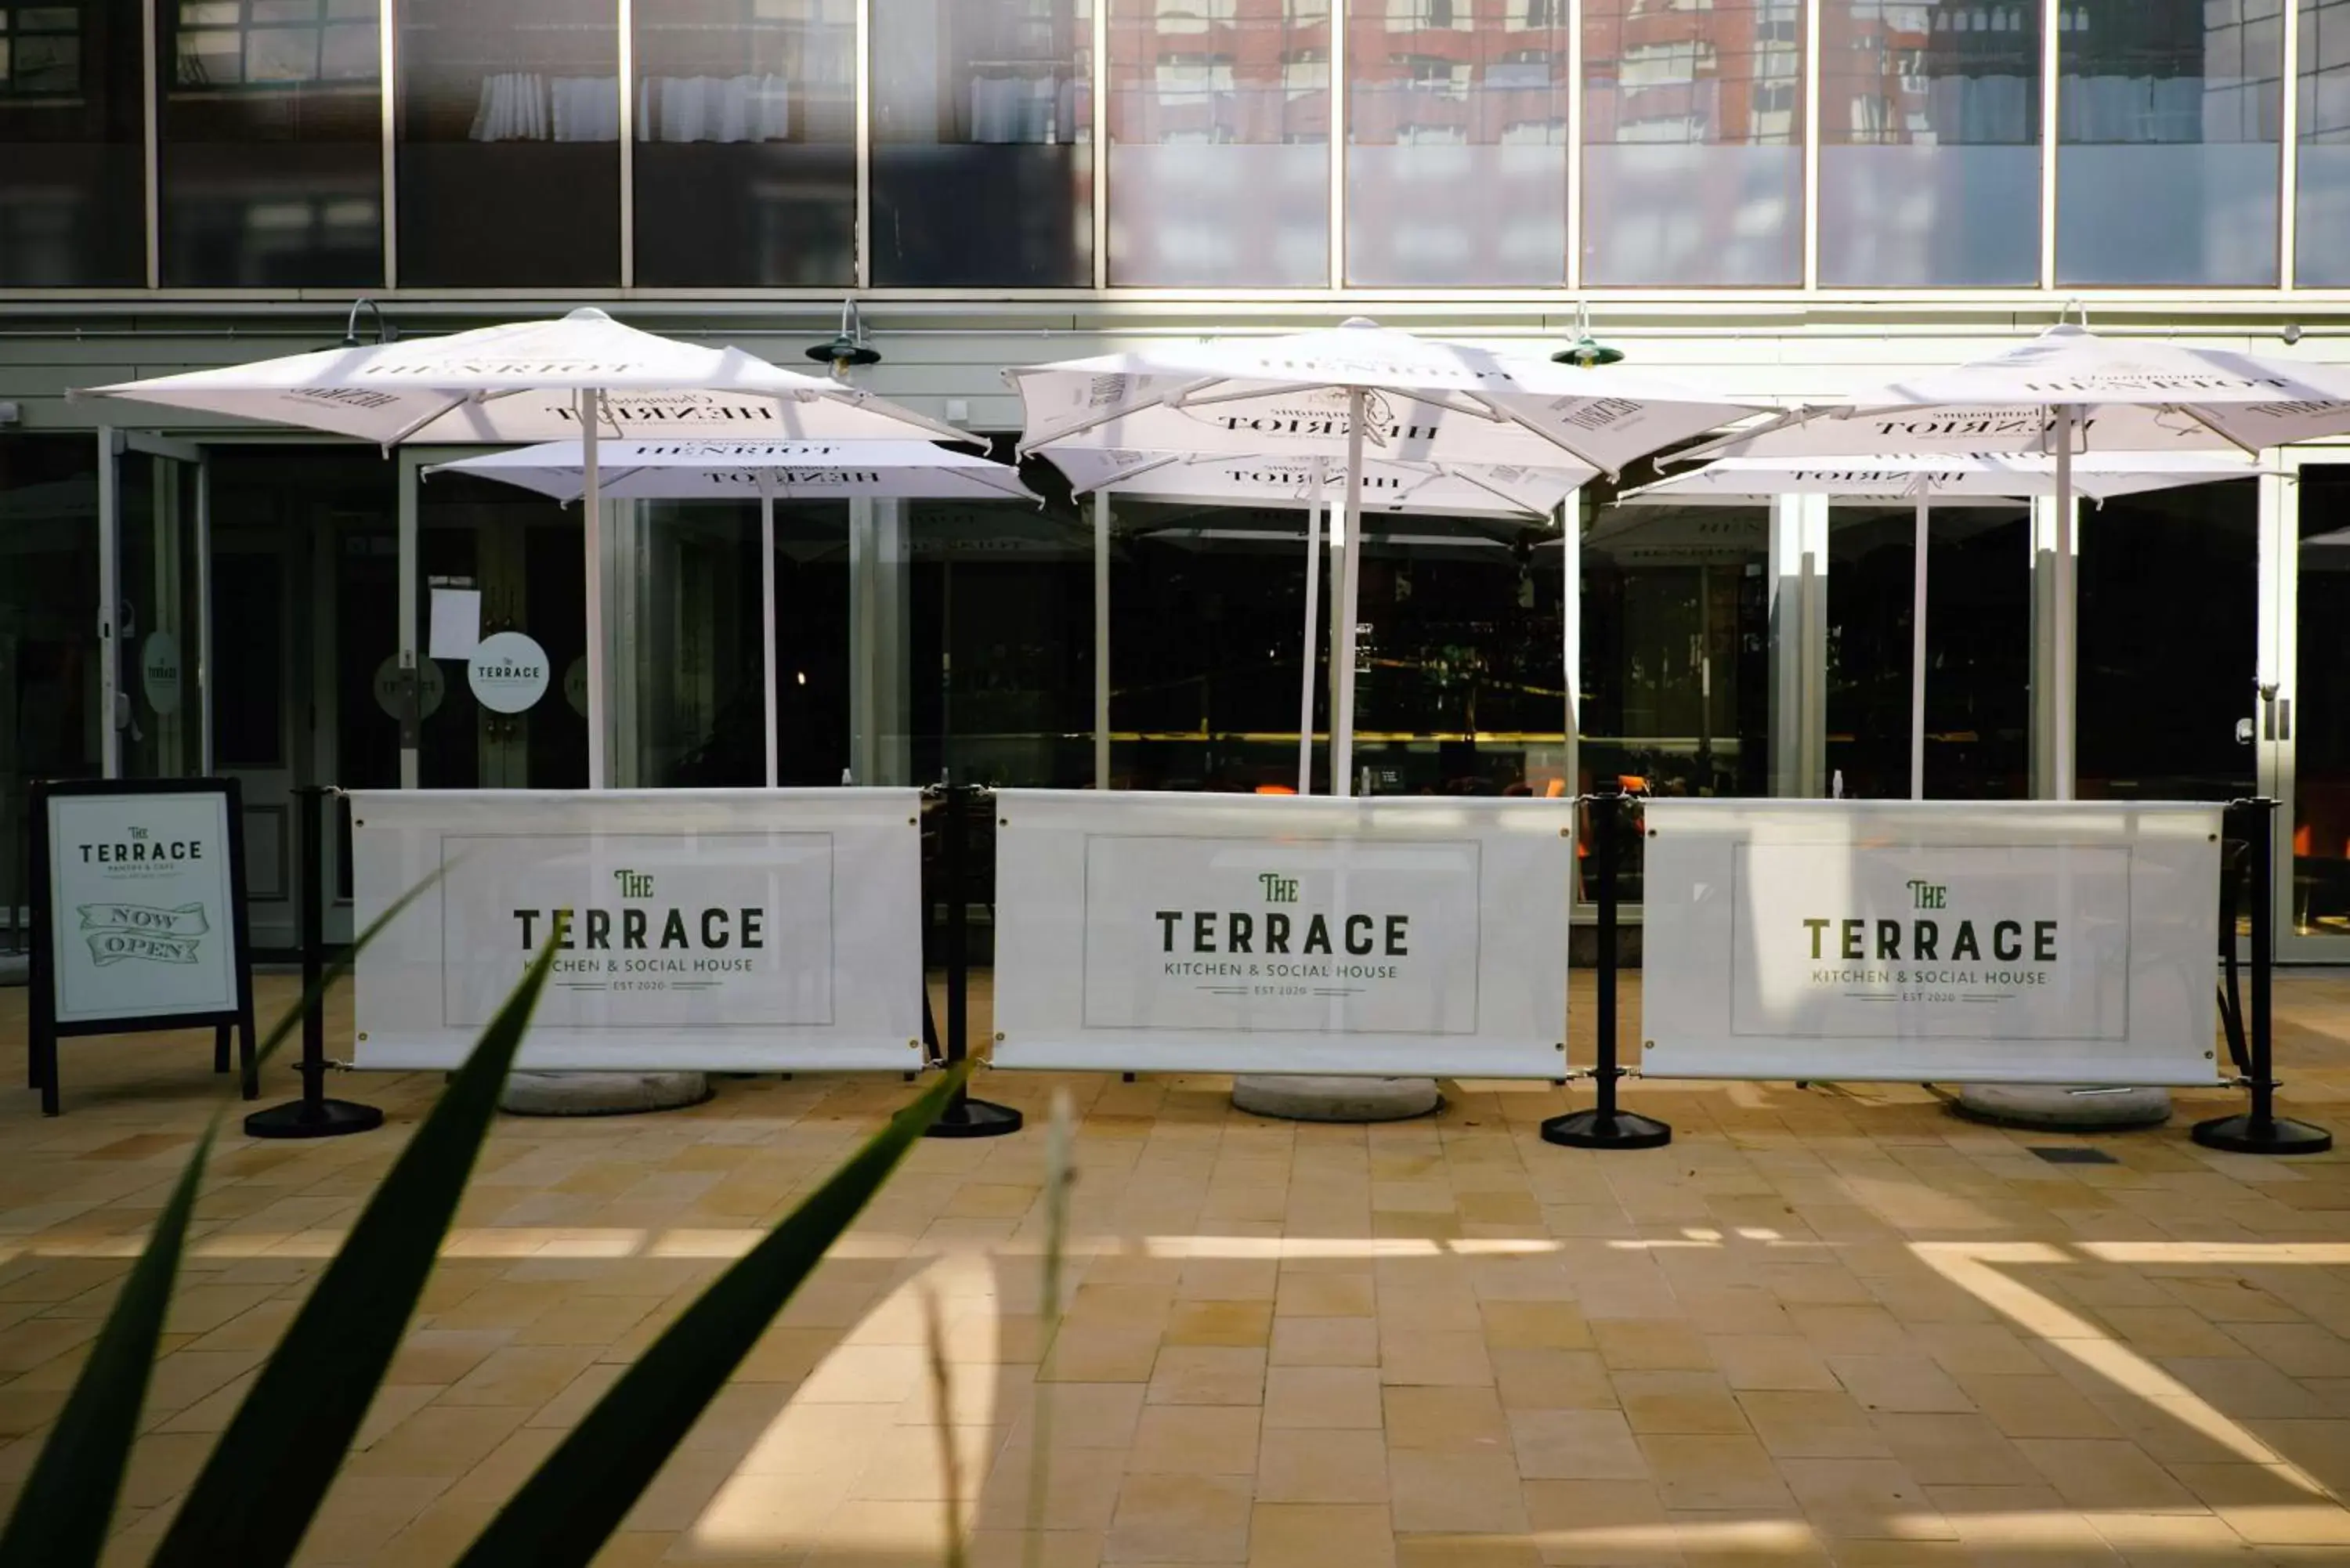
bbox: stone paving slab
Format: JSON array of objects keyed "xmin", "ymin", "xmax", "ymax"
[{"xmin": 0, "ymin": 970, "xmax": 2344, "ymax": 1565}]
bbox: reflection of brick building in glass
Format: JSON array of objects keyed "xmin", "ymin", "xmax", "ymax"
[{"xmin": 1584, "ymin": 0, "xmax": 1801, "ymax": 150}]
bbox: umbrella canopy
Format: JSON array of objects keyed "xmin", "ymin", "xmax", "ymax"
[
  {"xmin": 76, "ymin": 309, "xmax": 968, "ymax": 788},
  {"xmin": 1012, "ymin": 319, "xmax": 1752, "ymax": 793},
  {"xmin": 425, "ymin": 439, "xmax": 1036, "ymax": 504},
  {"xmin": 1624, "ymin": 446, "xmax": 2265, "ymax": 803},
  {"xmin": 75, "ymin": 308, "xmax": 969, "ymax": 446},
  {"xmin": 1674, "ymin": 322, "xmax": 2350, "ymax": 800},
  {"xmin": 1622, "ymin": 450, "xmax": 2265, "ymax": 505},
  {"xmin": 1044, "ymin": 447, "xmax": 1589, "ymax": 521},
  {"xmin": 1010, "ymin": 317, "xmax": 1752, "ymax": 475},
  {"xmin": 429, "ymin": 437, "xmax": 1039, "ymax": 788}
]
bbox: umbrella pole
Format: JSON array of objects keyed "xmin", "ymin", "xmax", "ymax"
[
  {"xmin": 1334, "ymin": 390, "xmax": 1367, "ymax": 798},
  {"xmin": 1299, "ymin": 461, "xmax": 1325, "ymax": 795},
  {"xmin": 761, "ymin": 484, "xmax": 779, "ymax": 789},
  {"xmin": 582, "ymin": 390, "xmax": 606, "ymax": 789},
  {"xmin": 2054, "ymin": 405, "xmax": 2076, "ymax": 802},
  {"xmin": 1911, "ymin": 499, "xmax": 1929, "ymax": 801}
]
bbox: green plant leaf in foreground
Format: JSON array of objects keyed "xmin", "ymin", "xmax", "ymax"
[
  {"xmin": 146, "ymin": 926, "xmax": 566, "ymax": 1568},
  {"xmin": 0, "ymin": 1122, "xmax": 217, "ymax": 1568},
  {"xmin": 251, "ymin": 867, "xmax": 443, "ymax": 1075},
  {"xmin": 454, "ymin": 1060, "xmax": 975, "ymax": 1568}
]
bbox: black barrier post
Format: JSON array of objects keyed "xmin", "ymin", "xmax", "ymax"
[
  {"xmin": 245, "ymin": 786, "xmax": 383, "ymax": 1140},
  {"xmin": 924, "ymin": 781, "xmax": 1022, "ymax": 1139},
  {"xmin": 2194, "ymin": 798, "xmax": 2332, "ymax": 1156},
  {"xmin": 1542, "ymin": 788, "xmax": 1671, "ymax": 1151}
]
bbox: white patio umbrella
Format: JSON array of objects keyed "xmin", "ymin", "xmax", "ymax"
[
  {"xmin": 76, "ymin": 308, "xmax": 968, "ymax": 788},
  {"xmin": 1050, "ymin": 447, "xmax": 1589, "ymax": 793},
  {"xmin": 1012, "ymin": 318, "xmax": 1752, "ymax": 793},
  {"xmin": 1622, "ymin": 450, "xmax": 2268, "ymax": 800},
  {"xmin": 428, "ymin": 439, "xmax": 1039, "ymax": 786},
  {"xmin": 1676, "ymin": 323, "xmax": 2350, "ymax": 799}
]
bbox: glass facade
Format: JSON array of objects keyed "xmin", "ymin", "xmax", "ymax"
[
  {"xmin": 395, "ymin": 0, "xmax": 620, "ymax": 287},
  {"xmin": 1582, "ymin": 0, "xmax": 1805, "ymax": 287},
  {"xmin": 158, "ymin": 0, "xmax": 384, "ymax": 287},
  {"xmin": 2301, "ymin": 0, "xmax": 2350, "ymax": 283},
  {"xmin": 1346, "ymin": 0, "xmax": 1569, "ymax": 287},
  {"xmin": 1108, "ymin": 0, "xmax": 1329, "ymax": 287},
  {"xmin": 3, "ymin": 0, "xmax": 2345, "ymax": 291},
  {"xmin": 0, "ymin": 0, "xmax": 144, "ymax": 285},
  {"xmin": 1818, "ymin": 2, "xmax": 2041, "ymax": 287},
  {"xmin": 632, "ymin": 0, "xmax": 855, "ymax": 287},
  {"xmin": 2056, "ymin": 0, "xmax": 2282, "ymax": 287},
  {"xmin": 871, "ymin": 0, "xmax": 1093, "ymax": 286}
]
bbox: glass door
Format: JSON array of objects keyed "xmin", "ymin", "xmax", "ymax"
[
  {"xmin": 400, "ymin": 450, "xmax": 589, "ymax": 792},
  {"xmin": 105, "ymin": 432, "xmax": 208, "ymax": 782},
  {"xmin": 2276, "ymin": 454, "xmax": 2350, "ymax": 957}
]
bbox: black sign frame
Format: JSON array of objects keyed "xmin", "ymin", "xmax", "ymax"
[{"xmin": 27, "ymin": 777, "xmax": 258, "ymax": 1116}]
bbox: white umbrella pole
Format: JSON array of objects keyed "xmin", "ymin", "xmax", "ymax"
[
  {"xmin": 2053, "ymin": 404, "xmax": 2076, "ymax": 802},
  {"xmin": 581, "ymin": 390, "xmax": 606, "ymax": 789},
  {"xmin": 761, "ymin": 485, "xmax": 779, "ymax": 789},
  {"xmin": 1298, "ymin": 459, "xmax": 1325, "ymax": 795},
  {"xmin": 1911, "ymin": 498, "xmax": 1929, "ymax": 801},
  {"xmin": 1333, "ymin": 390, "xmax": 1368, "ymax": 798}
]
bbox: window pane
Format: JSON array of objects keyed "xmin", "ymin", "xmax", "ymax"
[
  {"xmin": 2058, "ymin": 0, "xmax": 2280, "ymax": 287},
  {"xmin": 396, "ymin": 0, "xmax": 619, "ymax": 287},
  {"xmin": 0, "ymin": 1, "xmax": 144, "ymax": 285},
  {"xmin": 1580, "ymin": 482, "xmax": 1771, "ymax": 905},
  {"xmin": 159, "ymin": 0, "xmax": 385, "ymax": 287},
  {"xmin": 873, "ymin": 0, "xmax": 1093, "ymax": 287},
  {"xmin": 633, "ymin": 500, "xmax": 849, "ymax": 787},
  {"xmin": 2297, "ymin": 0, "xmax": 2350, "ymax": 283},
  {"xmin": 1826, "ymin": 504, "xmax": 2030, "ymax": 800},
  {"xmin": 1108, "ymin": 0, "xmax": 1329, "ymax": 287},
  {"xmin": 1818, "ymin": 1, "xmax": 2041, "ymax": 287},
  {"xmin": 633, "ymin": 0, "xmax": 855, "ymax": 287},
  {"xmin": 1582, "ymin": 0, "xmax": 1804, "ymax": 286},
  {"xmin": 2077, "ymin": 481, "xmax": 2255, "ymax": 800},
  {"xmin": 1346, "ymin": 0, "xmax": 1567, "ymax": 286},
  {"xmin": 0, "ymin": 436, "xmax": 103, "ymax": 949}
]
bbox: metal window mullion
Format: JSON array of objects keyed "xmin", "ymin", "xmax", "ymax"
[
  {"xmin": 1092, "ymin": 0, "xmax": 1108, "ymax": 290},
  {"xmin": 99, "ymin": 429, "xmax": 121, "ymax": 779},
  {"xmin": 2040, "ymin": 0, "xmax": 2060, "ymax": 290},
  {"xmin": 2283, "ymin": 0, "xmax": 2301, "ymax": 290},
  {"xmin": 1800, "ymin": 0, "xmax": 1819, "ymax": 291},
  {"xmin": 617, "ymin": 0, "xmax": 634, "ymax": 286},
  {"xmin": 1093, "ymin": 490, "xmax": 1109, "ymax": 786},
  {"xmin": 143, "ymin": 0, "xmax": 160, "ymax": 287},
  {"xmin": 855, "ymin": 0, "xmax": 872, "ymax": 290},
  {"xmin": 1564, "ymin": 0, "xmax": 1582, "ymax": 290},
  {"xmin": 196, "ymin": 451, "xmax": 212, "ymax": 776},
  {"xmin": 381, "ymin": 0, "xmax": 398, "ymax": 287},
  {"xmin": 1328, "ymin": 0, "xmax": 1345, "ymax": 290}
]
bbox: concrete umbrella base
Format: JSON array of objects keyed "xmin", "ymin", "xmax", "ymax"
[
  {"xmin": 1232, "ymin": 1075, "xmax": 1441, "ymax": 1123},
  {"xmin": 1952, "ymin": 1083, "xmax": 2171, "ymax": 1132},
  {"xmin": 499, "ymin": 1071, "xmax": 713, "ymax": 1117}
]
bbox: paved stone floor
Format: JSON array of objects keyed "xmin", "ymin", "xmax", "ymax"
[{"xmin": 0, "ymin": 970, "xmax": 2348, "ymax": 1566}]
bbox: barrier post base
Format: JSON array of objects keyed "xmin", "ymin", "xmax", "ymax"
[
  {"xmin": 244, "ymin": 1097, "xmax": 385, "ymax": 1140},
  {"xmin": 1541, "ymin": 1107, "xmax": 1672, "ymax": 1151},
  {"xmin": 2190, "ymin": 1112, "xmax": 2333, "ymax": 1156},
  {"xmin": 924, "ymin": 1097, "xmax": 1024, "ymax": 1140}
]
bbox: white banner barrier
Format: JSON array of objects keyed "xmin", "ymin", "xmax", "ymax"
[
  {"xmin": 992, "ymin": 790, "xmax": 1571, "ymax": 1077},
  {"xmin": 351, "ymin": 789, "xmax": 923, "ymax": 1071},
  {"xmin": 1640, "ymin": 800, "xmax": 2223, "ymax": 1086}
]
